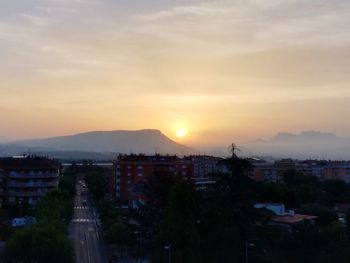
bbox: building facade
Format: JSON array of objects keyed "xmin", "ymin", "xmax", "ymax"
[
  {"xmin": 0, "ymin": 156, "xmax": 61, "ymax": 207},
  {"xmin": 185, "ymin": 155, "xmax": 222, "ymax": 178},
  {"xmin": 114, "ymin": 154, "xmax": 193, "ymax": 205},
  {"xmin": 248, "ymin": 158, "xmax": 279, "ymax": 183}
]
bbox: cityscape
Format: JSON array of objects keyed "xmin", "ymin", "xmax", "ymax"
[{"xmin": 2, "ymin": 0, "xmax": 350, "ymax": 262}]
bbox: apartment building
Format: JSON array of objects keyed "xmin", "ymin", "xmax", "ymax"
[
  {"xmin": 113, "ymin": 154, "xmax": 193, "ymax": 205},
  {"xmin": 0, "ymin": 156, "xmax": 61, "ymax": 207},
  {"xmin": 184, "ymin": 155, "xmax": 222, "ymax": 178},
  {"xmin": 248, "ymin": 158, "xmax": 279, "ymax": 183}
]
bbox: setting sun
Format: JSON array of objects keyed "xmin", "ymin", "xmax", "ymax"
[{"xmin": 176, "ymin": 128, "xmax": 187, "ymax": 138}]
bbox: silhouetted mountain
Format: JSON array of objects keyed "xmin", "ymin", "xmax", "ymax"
[
  {"xmin": 271, "ymin": 131, "xmax": 342, "ymax": 143},
  {"xmin": 0, "ymin": 130, "xmax": 193, "ymax": 158},
  {"xmin": 243, "ymin": 131, "xmax": 350, "ymax": 160}
]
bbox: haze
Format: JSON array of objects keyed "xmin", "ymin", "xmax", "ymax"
[{"xmin": 1, "ymin": 0, "xmax": 350, "ymax": 147}]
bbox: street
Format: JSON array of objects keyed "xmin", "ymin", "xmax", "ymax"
[{"xmin": 69, "ymin": 179, "xmax": 106, "ymax": 263}]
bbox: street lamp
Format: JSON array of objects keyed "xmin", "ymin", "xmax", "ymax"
[
  {"xmin": 18, "ymin": 198, "xmax": 23, "ymax": 217},
  {"xmin": 134, "ymin": 231, "xmax": 142, "ymax": 261},
  {"xmin": 245, "ymin": 241, "xmax": 255, "ymax": 263},
  {"xmin": 164, "ymin": 244, "xmax": 171, "ymax": 263}
]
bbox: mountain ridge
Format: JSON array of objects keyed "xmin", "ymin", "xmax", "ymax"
[
  {"xmin": 1, "ymin": 129, "xmax": 194, "ymax": 157},
  {"xmin": 244, "ymin": 131, "xmax": 350, "ymax": 159}
]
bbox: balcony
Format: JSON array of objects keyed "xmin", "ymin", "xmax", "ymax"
[
  {"xmin": 9, "ymin": 172, "xmax": 59, "ymax": 179},
  {"xmin": 8, "ymin": 190, "xmax": 48, "ymax": 197},
  {"xmin": 9, "ymin": 181, "xmax": 58, "ymax": 188}
]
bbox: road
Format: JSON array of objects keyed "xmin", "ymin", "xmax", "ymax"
[{"xmin": 69, "ymin": 179, "xmax": 106, "ymax": 263}]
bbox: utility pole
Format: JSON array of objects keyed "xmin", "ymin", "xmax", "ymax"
[
  {"xmin": 164, "ymin": 244, "xmax": 171, "ymax": 263},
  {"xmin": 245, "ymin": 240, "xmax": 255, "ymax": 263}
]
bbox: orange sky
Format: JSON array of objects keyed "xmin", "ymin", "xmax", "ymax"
[{"xmin": 1, "ymin": 0, "xmax": 350, "ymax": 146}]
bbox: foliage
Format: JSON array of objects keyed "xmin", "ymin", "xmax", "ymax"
[
  {"xmin": 58, "ymin": 173, "xmax": 76, "ymax": 197},
  {"xmin": 34, "ymin": 190, "xmax": 72, "ymax": 233},
  {"xmin": 155, "ymin": 182, "xmax": 200, "ymax": 263},
  {"xmin": 197, "ymin": 155, "xmax": 260, "ymax": 263},
  {"xmin": 85, "ymin": 171, "xmax": 108, "ymax": 201},
  {"xmin": 98, "ymin": 201, "xmax": 131, "ymax": 245},
  {"xmin": 300, "ymin": 203, "xmax": 338, "ymax": 225},
  {"xmin": 0, "ymin": 223, "xmax": 74, "ymax": 263},
  {"xmin": 323, "ymin": 179, "xmax": 350, "ymax": 205},
  {"xmin": 0, "ymin": 225, "xmax": 14, "ymax": 241},
  {"xmin": 144, "ymin": 170, "xmax": 181, "ymax": 211},
  {"xmin": 256, "ymin": 169, "xmax": 324, "ymax": 208},
  {"xmin": 345, "ymin": 209, "xmax": 350, "ymax": 240},
  {"xmin": 105, "ymin": 221, "xmax": 130, "ymax": 245},
  {"xmin": 0, "ymin": 170, "xmax": 76, "ymax": 262}
]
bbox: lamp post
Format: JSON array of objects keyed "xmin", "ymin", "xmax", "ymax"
[
  {"xmin": 134, "ymin": 231, "xmax": 142, "ymax": 262},
  {"xmin": 164, "ymin": 244, "xmax": 171, "ymax": 263},
  {"xmin": 245, "ymin": 241, "xmax": 255, "ymax": 263},
  {"xmin": 18, "ymin": 199, "xmax": 23, "ymax": 217}
]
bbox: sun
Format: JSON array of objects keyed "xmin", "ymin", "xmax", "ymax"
[{"xmin": 176, "ymin": 128, "xmax": 187, "ymax": 138}]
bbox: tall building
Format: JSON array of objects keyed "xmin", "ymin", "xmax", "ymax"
[
  {"xmin": 0, "ymin": 156, "xmax": 61, "ymax": 207},
  {"xmin": 248, "ymin": 158, "xmax": 278, "ymax": 183},
  {"xmin": 185, "ymin": 155, "xmax": 222, "ymax": 178},
  {"xmin": 113, "ymin": 154, "xmax": 193, "ymax": 206}
]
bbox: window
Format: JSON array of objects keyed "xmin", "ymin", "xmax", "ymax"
[{"xmin": 137, "ymin": 173, "xmax": 143, "ymax": 177}]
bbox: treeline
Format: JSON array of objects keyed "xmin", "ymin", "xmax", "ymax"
[
  {"xmin": 0, "ymin": 167, "xmax": 77, "ymax": 263},
  {"xmin": 132, "ymin": 154, "xmax": 350, "ymax": 263}
]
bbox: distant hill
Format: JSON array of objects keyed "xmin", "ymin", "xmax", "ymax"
[
  {"xmin": 243, "ymin": 131, "xmax": 350, "ymax": 160},
  {"xmin": 0, "ymin": 129, "xmax": 194, "ymax": 158}
]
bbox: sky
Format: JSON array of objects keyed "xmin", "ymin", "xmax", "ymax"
[{"xmin": 1, "ymin": 0, "xmax": 350, "ymax": 146}]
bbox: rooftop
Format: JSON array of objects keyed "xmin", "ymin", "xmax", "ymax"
[
  {"xmin": 0, "ymin": 156, "xmax": 60, "ymax": 171},
  {"xmin": 116, "ymin": 154, "xmax": 180, "ymax": 163},
  {"xmin": 271, "ymin": 214, "xmax": 317, "ymax": 224}
]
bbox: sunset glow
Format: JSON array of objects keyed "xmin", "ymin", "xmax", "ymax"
[{"xmin": 1, "ymin": 1, "xmax": 350, "ymax": 147}]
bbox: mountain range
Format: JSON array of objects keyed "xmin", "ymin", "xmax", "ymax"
[
  {"xmin": 0, "ymin": 129, "xmax": 193, "ymax": 160},
  {"xmin": 1, "ymin": 129, "xmax": 349, "ymax": 160},
  {"xmin": 243, "ymin": 131, "xmax": 350, "ymax": 159}
]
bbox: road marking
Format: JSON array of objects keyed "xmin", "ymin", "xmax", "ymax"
[
  {"xmin": 71, "ymin": 219, "xmax": 94, "ymax": 223},
  {"xmin": 85, "ymin": 232, "xmax": 91, "ymax": 263},
  {"xmin": 74, "ymin": 206, "xmax": 89, "ymax": 209}
]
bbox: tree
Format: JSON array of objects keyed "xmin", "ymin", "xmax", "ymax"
[
  {"xmin": 59, "ymin": 172, "xmax": 76, "ymax": 197},
  {"xmin": 300, "ymin": 203, "xmax": 338, "ymax": 225},
  {"xmin": 345, "ymin": 209, "xmax": 350, "ymax": 240},
  {"xmin": 105, "ymin": 221, "xmax": 130, "ymax": 245},
  {"xmin": 324, "ymin": 180, "xmax": 350, "ymax": 205},
  {"xmin": 197, "ymin": 146, "xmax": 261, "ymax": 263},
  {"xmin": 155, "ymin": 182, "xmax": 200, "ymax": 263},
  {"xmin": 0, "ymin": 223, "xmax": 74, "ymax": 263},
  {"xmin": 85, "ymin": 171, "xmax": 107, "ymax": 201}
]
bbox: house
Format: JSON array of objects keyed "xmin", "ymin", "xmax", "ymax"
[{"xmin": 255, "ymin": 202, "xmax": 317, "ymax": 232}]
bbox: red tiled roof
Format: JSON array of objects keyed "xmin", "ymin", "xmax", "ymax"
[{"xmin": 271, "ymin": 214, "xmax": 317, "ymax": 224}]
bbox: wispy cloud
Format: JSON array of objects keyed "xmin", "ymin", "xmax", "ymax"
[{"xmin": 1, "ymin": 0, "xmax": 350, "ymax": 143}]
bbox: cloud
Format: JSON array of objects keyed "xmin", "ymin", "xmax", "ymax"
[{"xmin": 1, "ymin": 0, "xmax": 350, "ymax": 142}]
